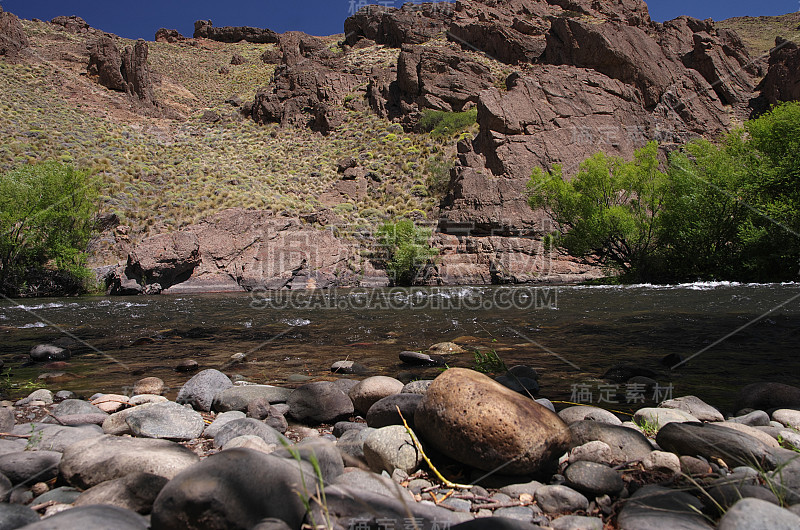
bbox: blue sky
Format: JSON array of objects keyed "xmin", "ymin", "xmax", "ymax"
[{"xmin": 2, "ymin": 1, "xmax": 797, "ymax": 40}]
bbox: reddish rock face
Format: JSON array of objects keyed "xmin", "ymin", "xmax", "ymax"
[
  {"xmin": 757, "ymin": 37, "xmax": 800, "ymax": 107},
  {"xmin": 415, "ymin": 368, "xmax": 573, "ymax": 475},
  {"xmin": 0, "ymin": 10, "xmax": 29, "ymax": 58},
  {"xmin": 192, "ymin": 20, "xmax": 279, "ymax": 44}
]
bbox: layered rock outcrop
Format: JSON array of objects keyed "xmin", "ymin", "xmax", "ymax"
[
  {"xmin": 344, "ymin": 2, "xmax": 453, "ymax": 47},
  {"xmin": 108, "ymin": 209, "xmax": 383, "ymax": 295},
  {"xmin": 154, "ymin": 28, "xmax": 186, "ymax": 43},
  {"xmin": 193, "ymin": 20, "xmax": 279, "ymax": 44}
]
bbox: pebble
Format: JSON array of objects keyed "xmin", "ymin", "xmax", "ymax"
[
  {"xmin": 287, "ymin": 381, "xmax": 354, "ymax": 423},
  {"xmin": 727, "ymin": 410, "xmax": 771, "ymax": 427},
  {"xmin": 176, "ymin": 369, "xmax": 233, "ymax": 411},
  {"xmin": 718, "ymin": 497, "xmax": 800, "ymax": 529},
  {"xmin": 133, "ymin": 376, "xmax": 166, "ymax": 396},
  {"xmin": 534, "ymin": 485, "xmax": 589, "ymax": 514},
  {"xmin": 564, "ymin": 461, "xmax": 624, "ymax": 496},
  {"xmin": 633, "ymin": 407, "xmax": 699, "ymax": 428},
  {"xmin": 659, "ymin": 395, "xmax": 724, "ymax": 422},
  {"xmin": 642, "ymin": 450, "xmax": 681, "ymax": 475},
  {"xmin": 363, "ymin": 425, "xmax": 422, "ymax": 475},
  {"xmin": 550, "ymin": 515, "xmax": 604, "ymax": 530},
  {"xmin": 772, "ymin": 409, "xmax": 800, "ymax": 428},
  {"xmin": 559, "ymin": 406, "xmax": 622, "ymax": 426},
  {"xmin": 331, "ymin": 360, "xmax": 368, "ymax": 374},
  {"xmin": 569, "ymin": 441, "xmax": 614, "ymax": 465},
  {"xmin": 349, "ymin": 376, "xmax": 404, "ymax": 415}
]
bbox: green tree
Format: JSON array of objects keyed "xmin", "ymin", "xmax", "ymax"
[
  {"xmin": 0, "ymin": 162, "xmax": 98, "ymax": 295},
  {"xmin": 375, "ymin": 219, "xmax": 438, "ymax": 285},
  {"xmin": 528, "ymin": 142, "xmax": 669, "ymax": 280}
]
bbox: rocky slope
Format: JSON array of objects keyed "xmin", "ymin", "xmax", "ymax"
[{"xmin": 2, "ymin": 1, "xmax": 799, "ymax": 294}]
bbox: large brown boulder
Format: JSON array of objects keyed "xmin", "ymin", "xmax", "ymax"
[
  {"xmin": 414, "ymin": 368, "xmax": 572, "ymax": 475},
  {"xmin": 88, "ymin": 37, "xmax": 126, "ymax": 92},
  {"xmin": 0, "ymin": 9, "xmax": 29, "ymax": 57},
  {"xmin": 193, "ymin": 20, "xmax": 279, "ymax": 44},
  {"xmin": 344, "ymin": 3, "xmax": 453, "ymax": 47},
  {"xmin": 50, "ymin": 15, "xmax": 92, "ymax": 33},
  {"xmin": 154, "ymin": 28, "xmax": 186, "ymax": 43},
  {"xmin": 757, "ymin": 37, "xmax": 800, "ymax": 107}
]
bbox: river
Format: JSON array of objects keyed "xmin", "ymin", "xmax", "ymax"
[{"xmin": 1, "ymin": 282, "xmax": 798, "ymax": 413}]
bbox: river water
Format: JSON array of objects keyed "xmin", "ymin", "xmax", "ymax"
[{"xmin": 1, "ymin": 282, "xmax": 798, "ymax": 413}]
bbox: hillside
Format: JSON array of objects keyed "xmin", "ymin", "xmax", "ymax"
[
  {"xmin": 1, "ymin": 2, "xmax": 799, "ymax": 293},
  {"xmin": 718, "ymin": 11, "xmax": 800, "ymax": 56}
]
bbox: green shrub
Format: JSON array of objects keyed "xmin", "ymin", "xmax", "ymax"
[
  {"xmin": 0, "ymin": 161, "xmax": 98, "ymax": 295},
  {"xmin": 374, "ymin": 219, "xmax": 438, "ymax": 285},
  {"xmin": 419, "ymin": 109, "xmax": 478, "ymax": 139}
]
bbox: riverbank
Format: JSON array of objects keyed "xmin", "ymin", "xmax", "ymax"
[{"xmin": 2, "ymin": 367, "xmax": 800, "ymax": 529}]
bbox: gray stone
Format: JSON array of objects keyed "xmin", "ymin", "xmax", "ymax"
[
  {"xmin": 74, "ymin": 471, "xmax": 169, "ymax": 514},
  {"xmin": 125, "ymin": 401, "xmax": 205, "ymax": 440},
  {"xmin": 633, "ymin": 408, "xmax": 699, "ymax": 428},
  {"xmin": 246, "ymin": 397, "xmax": 272, "ymax": 419},
  {"xmin": 550, "ymin": 515, "xmax": 604, "ymax": 530},
  {"xmin": 59, "ymin": 434, "xmax": 199, "ymax": 488},
  {"xmin": 16, "ymin": 389, "xmax": 54, "ymax": 406},
  {"xmin": 559, "ymin": 406, "xmax": 622, "ymax": 425},
  {"xmin": 718, "ymin": 497, "xmax": 800, "ymax": 530},
  {"xmin": 102, "ymin": 405, "xmax": 154, "ymax": 436},
  {"xmin": 569, "ymin": 441, "xmax": 614, "ymax": 465},
  {"xmin": 716, "ymin": 422, "xmax": 780, "ymax": 448},
  {"xmin": 349, "ymin": 376, "xmax": 404, "ymax": 415},
  {"xmin": 333, "ymin": 421, "xmax": 367, "ymax": 437},
  {"xmin": 707, "ymin": 482, "xmax": 779, "ymax": 511},
  {"xmin": 0, "ymin": 440, "xmax": 25, "ymax": 457},
  {"xmin": 42, "ymin": 413, "xmax": 108, "ymax": 426},
  {"xmin": 772, "ymin": 409, "xmax": 800, "ymax": 428},
  {"xmin": 16, "ymin": 504, "xmax": 148, "ymax": 529},
  {"xmin": 534, "ymin": 485, "xmax": 589, "ymax": 514},
  {"xmin": 176, "ymin": 369, "xmax": 232, "ymax": 411},
  {"xmin": 288, "ymin": 382, "xmax": 354, "ymax": 424},
  {"xmin": 363, "ymin": 425, "xmax": 421, "ymax": 474},
  {"xmin": 728, "ymin": 410, "xmax": 771, "ymax": 427},
  {"xmin": 494, "ymin": 506, "xmax": 538, "ymax": 521},
  {"xmin": 0, "ymin": 503, "xmax": 39, "ymax": 529},
  {"xmin": 212, "ymin": 385, "xmax": 292, "ymax": 412},
  {"xmin": 53, "ymin": 390, "xmax": 77, "ymax": 401},
  {"xmin": 656, "ymin": 422, "xmax": 778, "ymax": 470},
  {"xmin": 133, "ymin": 376, "xmax": 166, "ymax": 395},
  {"xmin": 252, "ymin": 519, "xmax": 293, "ymax": 530},
  {"xmin": 659, "ymin": 396, "xmax": 724, "ymax": 422},
  {"xmin": 150, "ymin": 448, "xmax": 314, "ymax": 529},
  {"xmin": 564, "ymin": 461, "xmax": 625, "ymax": 496},
  {"xmin": 401, "ymin": 380, "xmax": 433, "ymax": 395},
  {"xmin": 213, "ymin": 418, "xmax": 286, "ymax": 448},
  {"xmin": 336, "ymin": 426, "xmax": 374, "ymax": 462},
  {"xmin": 332, "ymin": 469, "xmax": 414, "ymax": 500},
  {"xmin": 222, "ymin": 435, "xmax": 277, "ymax": 453},
  {"xmin": 0, "ymin": 472, "xmax": 11, "ymax": 501},
  {"xmin": 129, "ymin": 394, "xmax": 168, "ymax": 406},
  {"xmin": 499, "ymin": 479, "xmax": 544, "ymax": 498},
  {"xmin": 366, "ymin": 393, "xmax": 422, "ymax": 429},
  {"xmin": 618, "ymin": 485, "xmax": 711, "ymax": 529},
  {"xmin": 399, "ymin": 351, "xmax": 446, "ymax": 367},
  {"xmin": 0, "ymin": 408, "xmax": 14, "ymax": 433},
  {"xmin": 570, "ymin": 421, "xmax": 653, "ymax": 464},
  {"xmin": 307, "ymin": 483, "xmax": 467, "ymax": 530},
  {"xmin": 330, "ymin": 379, "xmax": 359, "ymax": 395},
  {"xmin": 31, "ymin": 486, "xmax": 81, "ymax": 506},
  {"xmin": 641, "ymin": 451, "xmax": 681, "ymax": 475},
  {"xmin": 450, "ymin": 520, "xmax": 536, "ymax": 529},
  {"xmin": 202, "ymin": 410, "xmax": 246, "ymax": 438},
  {"xmin": 443, "ymin": 497, "xmax": 473, "ymax": 512},
  {"xmin": 331, "ymin": 360, "xmax": 368, "ymax": 374},
  {"xmin": 0, "ymin": 451, "xmax": 61, "ymax": 485},
  {"xmin": 17, "ymin": 423, "xmax": 103, "ymax": 452},
  {"xmin": 29, "ymin": 344, "xmax": 70, "ymax": 362},
  {"xmin": 272, "ymin": 439, "xmax": 344, "ymax": 482},
  {"xmin": 535, "ymin": 398, "xmax": 556, "ymax": 412}
]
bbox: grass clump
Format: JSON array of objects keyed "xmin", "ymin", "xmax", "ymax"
[{"xmin": 419, "ymin": 108, "xmax": 478, "ymax": 139}]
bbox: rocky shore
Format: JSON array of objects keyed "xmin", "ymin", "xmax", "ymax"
[{"xmin": 2, "ymin": 363, "xmax": 800, "ymax": 529}]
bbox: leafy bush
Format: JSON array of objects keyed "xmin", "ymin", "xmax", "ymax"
[
  {"xmin": 528, "ymin": 102, "xmax": 800, "ymax": 283},
  {"xmin": 419, "ymin": 109, "xmax": 478, "ymax": 139},
  {"xmin": 0, "ymin": 161, "xmax": 97, "ymax": 295},
  {"xmin": 375, "ymin": 219, "xmax": 438, "ymax": 285}
]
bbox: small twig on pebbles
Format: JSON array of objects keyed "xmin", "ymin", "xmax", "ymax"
[
  {"xmin": 0, "ymin": 433, "xmax": 30, "ymax": 438},
  {"xmin": 46, "ymin": 413, "xmax": 66, "ymax": 425},
  {"xmin": 469, "ymin": 501, "xmax": 523, "ymax": 511},
  {"xmin": 30, "ymin": 500, "xmax": 57, "ymax": 511}
]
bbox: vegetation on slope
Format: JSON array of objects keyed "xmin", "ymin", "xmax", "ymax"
[
  {"xmin": 0, "ymin": 20, "xmax": 481, "ymax": 269},
  {"xmin": 718, "ymin": 12, "xmax": 800, "ymax": 56}
]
